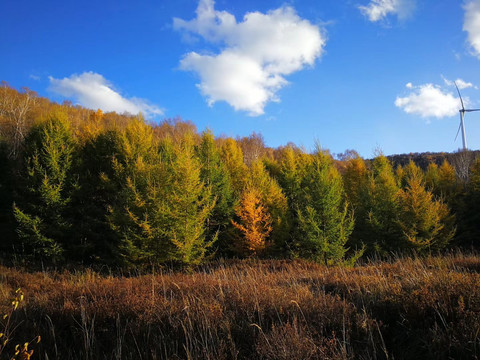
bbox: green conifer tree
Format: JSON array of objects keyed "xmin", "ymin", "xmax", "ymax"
[
  {"xmin": 363, "ymin": 155, "xmax": 403, "ymax": 254},
  {"xmin": 107, "ymin": 119, "xmax": 170, "ymax": 264},
  {"xmin": 197, "ymin": 130, "xmax": 236, "ymax": 254},
  {"xmin": 13, "ymin": 112, "xmax": 76, "ymax": 261},
  {"xmin": 72, "ymin": 129, "xmax": 125, "ymax": 263},
  {"xmin": 398, "ymin": 171, "xmax": 455, "ymax": 252},
  {"xmin": 295, "ymin": 149, "xmax": 354, "ymax": 264},
  {"xmin": 456, "ymin": 157, "xmax": 480, "ymax": 247},
  {"xmin": 342, "ymin": 155, "xmax": 370, "ymax": 251},
  {"xmin": 220, "ymin": 138, "xmax": 248, "ymax": 194},
  {"xmin": 166, "ymin": 134, "xmax": 217, "ymax": 264}
]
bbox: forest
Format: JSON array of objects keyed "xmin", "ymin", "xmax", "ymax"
[
  {"xmin": 1, "ymin": 83, "xmax": 480, "ymax": 359},
  {"xmin": 0, "ymin": 82, "xmax": 480, "ymax": 268}
]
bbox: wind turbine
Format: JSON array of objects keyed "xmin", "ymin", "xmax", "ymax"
[{"xmin": 454, "ymin": 81, "xmax": 480, "ymax": 150}]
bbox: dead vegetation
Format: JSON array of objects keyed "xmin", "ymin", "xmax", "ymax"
[{"xmin": 0, "ymin": 254, "xmax": 479, "ymax": 359}]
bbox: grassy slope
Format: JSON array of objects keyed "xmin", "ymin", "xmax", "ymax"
[{"xmin": 0, "ymin": 255, "xmax": 480, "ymax": 360}]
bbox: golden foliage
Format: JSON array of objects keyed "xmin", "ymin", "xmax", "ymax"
[{"xmin": 232, "ymin": 187, "xmax": 273, "ymax": 256}]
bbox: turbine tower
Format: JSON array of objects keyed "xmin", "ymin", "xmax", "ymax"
[{"xmin": 454, "ymin": 81, "xmax": 480, "ymax": 151}]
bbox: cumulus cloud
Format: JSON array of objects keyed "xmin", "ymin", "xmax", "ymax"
[
  {"xmin": 464, "ymin": 0, "xmax": 480, "ymax": 58},
  {"xmin": 49, "ymin": 72, "xmax": 163, "ymax": 118},
  {"xmin": 395, "ymin": 83, "xmax": 459, "ymax": 118},
  {"xmin": 442, "ymin": 76, "xmax": 477, "ymax": 90},
  {"xmin": 358, "ymin": 0, "xmax": 415, "ymax": 22},
  {"xmin": 174, "ymin": 0, "xmax": 325, "ymax": 116}
]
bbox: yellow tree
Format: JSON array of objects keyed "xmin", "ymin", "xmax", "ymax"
[
  {"xmin": 342, "ymin": 154, "xmax": 369, "ymax": 251},
  {"xmin": 398, "ymin": 160, "xmax": 424, "ymax": 189},
  {"xmin": 232, "ymin": 187, "xmax": 273, "ymax": 256},
  {"xmin": 81, "ymin": 109, "xmax": 104, "ymax": 139},
  {"xmin": 438, "ymin": 159, "xmax": 457, "ymax": 201},
  {"xmin": 343, "ymin": 154, "xmax": 368, "ymax": 210},
  {"xmin": 398, "ymin": 172, "xmax": 455, "ymax": 252},
  {"xmin": 248, "ymin": 159, "xmax": 289, "ymax": 251},
  {"xmin": 425, "ymin": 162, "xmax": 440, "ymax": 192},
  {"xmin": 220, "ymin": 137, "xmax": 248, "ymax": 194}
]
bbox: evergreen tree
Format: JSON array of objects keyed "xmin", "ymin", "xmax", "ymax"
[
  {"xmin": 276, "ymin": 146, "xmax": 312, "ymax": 253},
  {"xmin": 398, "ymin": 171, "xmax": 455, "ymax": 252},
  {"xmin": 295, "ymin": 149, "xmax": 354, "ymax": 264},
  {"xmin": 220, "ymin": 138, "xmax": 248, "ymax": 194},
  {"xmin": 342, "ymin": 155, "xmax": 370, "ymax": 251},
  {"xmin": 399, "ymin": 160, "xmax": 424, "ymax": 189},
  {"xmin": 437, "ymin": 159, "xmax": 458, "ymax": 202},
  {"xmin": 165, "ymin": 134, "xmax": 217, "ymax": 265},
  {"xmin": 456, "ymin": 157, "xmax": 480, "ymax": 248},
  {"xmin": 13, "ymin": 112, "xmax": 76, "ymax": 262},
  {"xmin": 363, "ymin": 155, "xmax": 403, "ymax": 254},
  {"xmin": 425, "ymin": 162, "xmax": 440, "ymax": 193},
  {"xmin": 248, "ymin": 159, "xmax": 289, "ymax": 254},
  {"xmin": 343, "ymin": 155, "xmax": 369, "ymax": 211},
  {"xmin": 197, "ymin": 130, "xmax": 236, "ymax": 253},
  {"xmin": 72, "ymin": 129, "xmax": 125, "ymax": 263},
  {"xmin": 109, "ymin": 124, "xmax": 217, "ymax": 266},
  {"xmin": 107, "ymin": 119, "xmax": 170, "ymax": 264}
]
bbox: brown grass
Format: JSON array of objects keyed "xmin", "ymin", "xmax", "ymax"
[{"xmin": 0, "ymin": 254, "xmax": 479, "ymax": 359}]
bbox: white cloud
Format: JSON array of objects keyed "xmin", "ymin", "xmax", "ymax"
[
  {"xmin": 442, "ymin": 75, "xmax": 477, "ymax": 90},
  {"xmin": 358, "ymin": 0, "xmax": 415, "ymax": 22},
  {"xmin": 456, "ymin": 79, "xmax": 476, "ymax": 89},
  {"xmin": 49, "ymin": 72, "xmax": 163, "ymax": 118},
  {"xmin": 464, "ymin": 0, "xmax": 480, "ymax": 58},
  {"xmin": 174, "ymin": 0, "xmax": 325, "ymax": 116},
  {"xmin": 395, "ymin": 83, "xmax": 459, "ymax": 118}
]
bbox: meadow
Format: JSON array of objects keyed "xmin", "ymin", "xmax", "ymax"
[{"xmin": 1, "ymin": 254, "xmax": 480, "ymax": 360}]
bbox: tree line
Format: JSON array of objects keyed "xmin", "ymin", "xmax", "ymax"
[{"xmin": 0, "ymin": 83, "xmax": 479, "ymax": 267}]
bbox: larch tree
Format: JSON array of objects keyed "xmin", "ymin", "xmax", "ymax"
[
  {"xmin": 363, "ymin": 155, "xmax": 404, "ymax": 254},
  {"xmin": 425, "ymin": 162, "xmax": 440, "ymax": 193},
  {"xmin": 220, "ymin": 137, "xmax": 248, "ymax": 194},
  {"xmin": 276, "ymin": 146, "xmax": 312, "ymax": 253},
  {"xmin": 13, "ymin": 112, "xmax": 76, "ymax": 261},
  {"xmin": 398, "ymin": 171, "xmax": 455, "ymax": 252},
  {"xmin": 232, "ymin": 186, "xmax": 273, "ymax": 256},
  {"xmin": 399, "ymin": 160, "xmax": 424, "ymax": 189},
  {"xmin": 342, "ymin": 154, "xmax": 370, "ymax": 251},
  {"xmin": 438, "ymin": 159, "xmax": 458, "ymax": 202},
  {"xmin": 107, "ymin": 118, "xmax": 170, "ymax": 265},
  {"xmin": 456, "ymin": 157, "xmax": 480, "ymax": 247},
  {"xmin": 343, "ymin": 154, "xmax": 369, "ymax": 210},
  {"xmin": 295, "ymin": 148, "xmax": 354, "ymax": 264},
  {"xmin": 72, "ymin": 128, "xmax": 125, "ymax": 263},
  {"xmin": 164, "ymin": 133, "xmax": 217, "ymax": 265},
  {"xmin": 248, "ymin": 159, "xmax": 289, "ymax": 254},
  {"xmin": 197, "ymin": 130, "xmax": 236, "ymax": 254}
]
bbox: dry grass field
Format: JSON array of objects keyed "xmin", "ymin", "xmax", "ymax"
[{"xmin": 1, "ymin": 254, "xmax": 480, "ymax": 360}]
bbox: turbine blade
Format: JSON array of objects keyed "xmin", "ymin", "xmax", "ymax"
[
  {"xmin": 465, "ymin": 109, "xmax": 480, "ymax": 112},
  {"xmin": 455, "ymin": 81, "xmax": 465, "ymax": 110},
  {"xmin": 455, "ymin": 121, "xmax": 462, "ymax": 142}
]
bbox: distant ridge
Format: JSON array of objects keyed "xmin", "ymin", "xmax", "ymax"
[{"xmin": 385, "ymin": 150, "xmax": 480, "ymax": 170}]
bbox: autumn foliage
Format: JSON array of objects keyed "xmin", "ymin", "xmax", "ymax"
[
  {"xmin": 1, "ymin": 255, "xmax": 480, "ymax": 359},
  {"xmin": 232, "ymin": 187, "xmax": 273, "ymax": 255},
  {"xmin": 0, "ymin": 83, "xmax": 479, "ymax": 267}
]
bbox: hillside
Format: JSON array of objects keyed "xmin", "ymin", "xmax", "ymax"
[{"xmin": 1, "ymin": 84, "xmax": 480, "ymax": 269}]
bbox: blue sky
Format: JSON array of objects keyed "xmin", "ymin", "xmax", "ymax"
[{"xmin": 2, "ymin": 0, "xmax": 480, "ymax": 157}]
